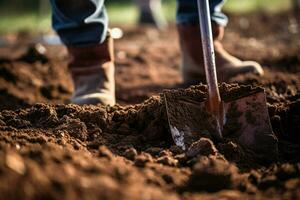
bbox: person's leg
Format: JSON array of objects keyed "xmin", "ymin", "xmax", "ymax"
[
  {"xmin": 50, "ymin": 0, "xmax": 115, "ymax": 106},
  {"xmin": 176, "ymin": 0, "xmax": 263, "ymax": 85},
  {"xmin": 135, "ymin": 0, "xmax": 167, "ymax": 29}
]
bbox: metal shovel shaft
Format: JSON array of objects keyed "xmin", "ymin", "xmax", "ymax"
[{"xmin": 197, "ymin": 0, "xmax": 223, "ymax": 139}]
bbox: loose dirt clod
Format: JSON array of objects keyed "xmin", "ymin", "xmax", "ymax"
[
  {"xmin": 134, "ymin": 153, "xmax": 153, "ymax": 167},
  {"xmin": 186, "ymin": 137, "xmax": 218, "ymax": 158},
  {"xmin": 218, "ymin": 140, "xmax": 245, "ymax": 162},
  {"xmin": 186, "ymin": 157, "xmax": 239, "ymax": 192},
  {"xmin": 157, "ymin": 156, "xmax": 178, "ymax": 166},
  {"xmin": 98, "ymin": 146, "xmax": 113, "ymax": 159},
  {"xmin": 124, "ymin": 147, "xmax": 138, "ymax": 160}
]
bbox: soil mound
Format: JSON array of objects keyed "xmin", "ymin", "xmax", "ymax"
[{"xmin": 0, "ymin": 82, "xmax": 299, "ymax": 199}]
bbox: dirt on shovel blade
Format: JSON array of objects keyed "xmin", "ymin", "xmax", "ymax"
[
  {"xmin": 0, "ymin": 11, "xmax": 300, "ymax": 200},
  {"xmin": 164, "ymin": 84, "xmax": 278, "ymax": 163}
]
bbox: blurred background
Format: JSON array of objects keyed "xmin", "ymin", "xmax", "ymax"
[{"xmin": 0, "ymin": 0, "xmax": 297, "ymax": 33}]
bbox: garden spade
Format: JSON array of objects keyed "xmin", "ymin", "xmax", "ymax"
[{"xmin": 164, "ymin": 0, "xmax": 277, "ymax": 159}]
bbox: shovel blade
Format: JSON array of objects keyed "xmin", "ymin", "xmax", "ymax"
[{"xmin": 164, "ymin": 89, "xmax": 278, "ymax": 160}]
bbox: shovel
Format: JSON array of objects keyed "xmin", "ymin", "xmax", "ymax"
[{"xmin": 164, "ymin": 0, "xmax": 277, "ymax": 160}]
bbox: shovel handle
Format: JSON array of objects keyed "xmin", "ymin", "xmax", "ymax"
[
  {"xmin": 197, "ymin": 0, "xmax": 223, "ymax": 139},
  {"xmin": 197, "ymin": 0, "xmax": 221, "ymax": 112}
]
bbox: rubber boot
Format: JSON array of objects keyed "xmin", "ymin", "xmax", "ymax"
[
  {"xmin": 178, "ymin": 24, "xmax": 264, "ymax": 85},
  {"xmin": 136, "ymin": 0, "xmax": 167, "ymax": 29},
  {"xmin": 67, "ymin": 35, "xmax": 115, "ymax": 106}
]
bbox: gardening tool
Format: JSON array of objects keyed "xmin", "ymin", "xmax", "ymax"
[{"xmin": 164, "ymin": 0, "xmax": 277, "ymax": 159}]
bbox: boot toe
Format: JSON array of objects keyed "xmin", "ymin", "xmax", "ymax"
[
  {"xmin": 242, "ymin": 61, "xmax": 264, "ymax": 76},
  {"xmin": 71, "ymin": 93, "xmax": 116, "ymax": 106},
  {"xmin": 218, "ymin": 61, "xmax": 264, "ymax": 82}
]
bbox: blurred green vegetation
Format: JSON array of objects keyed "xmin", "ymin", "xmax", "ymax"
[
  {"xmin": 0, "ymin": 0, "xmax": 293, "ymax": 33},
  {"xmin": 224, "ymin": 0, "xmax": 291, "ymax": 12}
]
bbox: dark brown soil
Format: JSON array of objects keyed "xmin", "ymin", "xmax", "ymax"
[{"xmin": 0, "ymin": 11, "xmax": 299, "ymax": 200}]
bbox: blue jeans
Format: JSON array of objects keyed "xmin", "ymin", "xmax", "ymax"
[
  {"xmin": 50, "ymin": 0, "xmax": 108, "ymax": 47},
  {"xmin": 176, "ymin": 0, "xmax": 228, "ymax": 26},
  {"xmin": 50, "ymin": 0, "xmax": 227, "ymax": 47}
]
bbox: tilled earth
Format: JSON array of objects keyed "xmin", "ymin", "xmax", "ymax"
[{"xmin": 0, "ymin": 12, "xmax": 300, "ymax": 200}]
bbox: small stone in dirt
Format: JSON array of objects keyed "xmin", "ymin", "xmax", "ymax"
[
  {"xmin": 186, "ymin": 138, "xmax": 218, "ymax": 158},
  {"xmin": 186, "ymin": 157, "xmax": 238, "ymax": 192},
  {"xmin": 134, "ymin": 153, "xmax": 153, "ymax": 167},
  {"xmin": 157, "ymin": 156, "xmax": 178, "ymax": 167},
  {"xmin": 15, "ymin": 144, "xmax": 21, "ymax": 150},
  {"xmin": 98, "ymin": 146, "xmax": 113, "ymax": 159},
  {"xmin": 124, "ymin": 147, "xmax": 138, "ymax": 160}
]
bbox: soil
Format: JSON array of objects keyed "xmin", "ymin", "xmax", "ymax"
[{"xmin": 0, "ymin": 11, "xmax": 300, "ymax": 200}]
